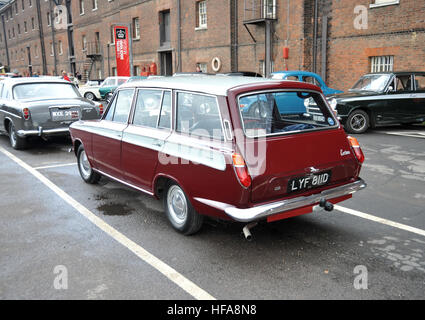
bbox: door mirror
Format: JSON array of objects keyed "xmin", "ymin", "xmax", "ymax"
[{"xmin": 387, "ymin": 86, "xmax": 394, "ymax": 93}]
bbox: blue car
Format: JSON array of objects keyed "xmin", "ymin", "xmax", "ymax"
[{"xmin": 270, "ymin": 71, "xmax": 343, "ymax": 96}]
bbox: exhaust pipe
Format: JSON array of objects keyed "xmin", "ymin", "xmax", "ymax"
[{"xmin": 242, "ymin": 222, "xmax": 258, "ymax": 241}]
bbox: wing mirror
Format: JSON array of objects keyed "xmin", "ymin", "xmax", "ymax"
[{"xmin": 387, "ymin": 86, "xmax": 395, "ymax": 93}]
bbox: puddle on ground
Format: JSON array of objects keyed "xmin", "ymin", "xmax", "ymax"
[
  {"xmin": 97, "ymin": 203, "xmax": 133, "ymax": 216},
  {"xmin": 361, "ymin": 236, "xmax": 425, "ymax": 273}
]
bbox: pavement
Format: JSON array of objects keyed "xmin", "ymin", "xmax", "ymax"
[{"xmin": 0, "ymin": 125, "xmax": 424, "ymax": 300}]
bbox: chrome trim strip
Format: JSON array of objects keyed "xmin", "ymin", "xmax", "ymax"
[
  {"xmin": 0, "ymin": 109, "xmax": 22, "ymax": 119},
  {"xmin": 17, "ymin": 127, "xmax": 70, "ymax": 136},
  {"xmin": 93, "ymin": 168, "xmax": 154, "ymax": 196},
  {"xmin": 194, "ymin": 178, "xmax": 367, "ymax": 222}
]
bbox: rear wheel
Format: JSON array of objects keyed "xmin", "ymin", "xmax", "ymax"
[
  {"xmin": 163, "ymin": 182, "xmax": 203, "ymax": 235},
  {"xmin": 8, "ymin": 122, "xmax": 27, "ymax": 150},
  {"xmin": 84, "ymin": 92, "xmax": 96, "ymax": 101},
  {"xmin": 345, "ymin": 110, "xmax": 369, "ymax": 134},
  {"xmin": 77, "ymin": 145, "xmax": 101, "ymax": 184}
]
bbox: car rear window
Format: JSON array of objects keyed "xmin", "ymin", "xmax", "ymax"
[
  {"xmin": 13, "ymin": 83, "xmax": 80, "ymax": 100},
  {"xmin": 238, "ymin": 90, "xmax": 337, "ymax": 138}
]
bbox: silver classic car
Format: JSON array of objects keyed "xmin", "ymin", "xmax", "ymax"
[{"xmin": 0, "ymin": 77, "xmax": 103, "ymax": 149}]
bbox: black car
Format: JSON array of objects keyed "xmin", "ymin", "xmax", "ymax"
[{"xmin": 327, "ymin": 72, "xmax": 425, "ymax": 133}]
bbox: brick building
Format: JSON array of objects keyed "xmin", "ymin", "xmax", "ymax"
[{"xmin": 0, "ymin": 0, "xmax": 424, "ymax": 91}]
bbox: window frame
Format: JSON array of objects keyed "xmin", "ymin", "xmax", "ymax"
[
  {"xmin": 196, "ymin": 0, "xmax": 207, "ymax": 29},
  {"xmin": 102, "ymin": 88, "xmax": 135, "ymax": 123}
]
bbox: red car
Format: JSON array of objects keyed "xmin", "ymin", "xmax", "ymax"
[{"xmin": 70, "ymin": 76, "xmax": 366, "ymax": 236}]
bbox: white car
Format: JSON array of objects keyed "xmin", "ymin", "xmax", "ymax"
[{"xmin": 79, "ymin": 80, "xmax": 103, "ymax": 101}]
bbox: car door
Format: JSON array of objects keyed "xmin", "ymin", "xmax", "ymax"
[
  {"xmin": 91, "ymin": 88, "xmax": 135, "ymax": 180},
  {"xmin": 412, "ymin": 74, "xmax": 425, "ymax": 121},
  {"xmin": 0, "ymin": 82, "xmax": 6, "ymax": 132},
  {"xmin": 121, "ymin": 89, "xmax": 172, "ymax": 191},
  {"xmin": 389, "ymin": 74, "xmax": 417, "ymax": 122}
]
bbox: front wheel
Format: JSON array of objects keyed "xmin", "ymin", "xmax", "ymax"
[
  {"xmin": 345, "ymin": 110, "xmax": 370, "ymax": 134},
  {"xmin": 9, "ymin": 122, "xmax": 27, "ymax": 150},
  {"xmin": 163, "ymin": 182, "xmax": 203, "ymax": 235},
  {"xmin": 77, "ymin": 145, "xmax": 101, "ymax": 184},
  {"xmin": 84, "ymin": 92, "xmax": 96, "ymax": 101}
]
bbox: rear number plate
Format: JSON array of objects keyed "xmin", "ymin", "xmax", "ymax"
[
  {"xmin": 51, "ymin": 108, "xmax": 80, "ymax": 121},
  {"xmin": 288, "ymin": 170, "xmax": 332, "ymax": 193}
]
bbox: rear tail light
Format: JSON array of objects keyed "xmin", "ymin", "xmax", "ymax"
[
  {"xmin": 99, "ymin": 104, "xmax": 104, "ymax": 116},
  {"xmin": 347, "ymin": 136, "xmax": 365, "ymax": 164},
  {"xmin": 22, "ymin": 108, "xmax": 30, "ymax": 120},
  {"xmin": 232, "ymin": 153, "xmax": 252, "ymax": 188}
]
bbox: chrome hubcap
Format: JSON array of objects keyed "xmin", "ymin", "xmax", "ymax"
[
  {"xmin": 79, "ymin": 150, "xmax": 92, "ymax": 179},
  {"xmin": 350, "ymin": 114, "xmax": 366, "ymax": 131},
  {"xmin": 167, "ymin": 185, "xmax": 187, "ymax": 225}
]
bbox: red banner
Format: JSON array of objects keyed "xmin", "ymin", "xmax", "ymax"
[{"xmin": 114, "ymin": 26, "xmax": 130, "ymax": 76}]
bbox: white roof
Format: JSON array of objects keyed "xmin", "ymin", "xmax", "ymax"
[{"xmin": 120, "ymin": 75, "xmax": 273, "ymax": 96}]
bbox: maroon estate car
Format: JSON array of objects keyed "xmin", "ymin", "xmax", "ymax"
[{"xmin": 69, "ymin": 76, "xmax": 366, "ymax": 236}]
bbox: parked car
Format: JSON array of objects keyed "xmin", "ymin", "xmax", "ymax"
[
  {"xmin": 270, "ymin": 71, "xmax": 343, "ymax": 96},
  {"xmin": 0, "ymin": 77, "xmax": 103, "ymax": 149},
  {"xmin": 98, "ymin": 76, "xmax": 130, "ymax": 100},
  {"xmin": 126, "ymin": 76, "xmax": 148, "ymax": 83},
  {"xmin": 326, "ymin": 71, "xmax": 425, "ymax": 133},
  {"xmin": 70, "ymin": 76, "xmax": 366, "ymax": 236},
  {"xmin": 79, "ymin": 79, "xmax": 105, "ymax": 100}
]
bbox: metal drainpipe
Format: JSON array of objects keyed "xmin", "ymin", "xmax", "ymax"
[
  {"xmin": 36, "ymin": 0, "xmax": 47, "ymax": 75},
  {"xmin": 1, "ymin": 14, "xmax": 10, "ymax": 68},
  {"xmin": 49, "ymin": 0, "xmax": 58, "ymax": 76},
  {"xmin": 177, "ymin": 0, "xmax": 181, "ymax": 72},
  {"xmin": 312, "ymin": 0, "xmax": 318, "ymax": 73}
]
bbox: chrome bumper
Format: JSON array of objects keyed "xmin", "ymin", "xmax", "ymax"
[
  {"xmin": 17, "ymin": 127, "xmax": 70, "ymax": 137},
  {"xmin": 196, "ymin": 179, "xmax": 366, "ymax": 223}
]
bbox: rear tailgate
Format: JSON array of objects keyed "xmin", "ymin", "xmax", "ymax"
[{"xmin": 246, "ymin": 128, "xmax": 360, "ymax": 203}]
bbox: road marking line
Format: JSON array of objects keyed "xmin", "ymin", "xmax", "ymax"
[
  {"xmin": 382, "ymin": 131, "xmax": 425, "ymax": 139},
  {"xmin": 34, "ymin": 163, "xmax": 76, "ymax": 170},
  {"xmin": 0, "ymin": 147, "xmax": 215, "ymax": 300},
  {"xmin": 335, "ymin": 205, "xmax": 425, "ymax": 237}
]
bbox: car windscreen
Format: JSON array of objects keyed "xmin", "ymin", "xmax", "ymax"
[
  {"xmin": 13, "ymin": 83, "xmax": 81, "ymax": 100},
  {"xmin": 350, "ymin": 74, "xmax": 391, "ymax": 92},
  {"xmin": 238, "ymin": 90, "xmax": 337, "ymax": 138}
]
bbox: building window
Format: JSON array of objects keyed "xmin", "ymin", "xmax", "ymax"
[
  {"xmin": 371, "ymin": 0, "xmax": 400, "ymax": 8},
  {"xmin": 92, "ymin": 0, "xmax": 98, "ymax": 10},
  {"xmin": 31, "ymin": 17, "xmax": 35, "ymax": 29},
  {"xmin": 263, "ymin": 0, "xmax": 276, "ymax": 19},
  {"xmin": 15, "ymin": 2, "xmax": 18, "ymax": 15},
  {"xmin": 133, "ymin": 65, "xmax": 141, "ymax": 76},
  {"xmin": 82, "ymin": 35, "xmax": 87, "ymax": 51},
  {"xmin": 18, "ymin": 24, "xmax": 21, "ymax": 35},
  {"xmin": 29, "ymin": 0, "xmax": 32, "ymax": 7},
  {"xmin": 47, "ymin": 12, "xmax": 51, "ymax": 26},
  {"xmin": 132, "ymin": 17, "xmax": 140, "ymax": 39},
  {"xmin": 50, "ymin": 42, "xmax": 54, "ymax": 56},
  {"xmin": 58, "ymin": 40, "xmax": 63, "ymax": 55},
  {"xmin": 12, "ymin": 27, "xmax": 15, "ymax": 38},
  {"xmin": 8, "ymin": 29, "xmax": 11, "ymax": 40},
  {"xmin": 35, "ymin": 45, "xmax": 38, "ymax": 58},
  {"xmin": 196, "ymin": 1, "xmax": 207, "ymax": 29},
  {"xmin": 24, "ymin": 21, "xmax": 27, "ymax": 32},
  {"xmin": 370, "ymin": 56, "xmax": 394, "ymax": 73},
  {"xmin": 112, "ymin": 67, "xmax": 117, "ymax": 76},
  {"xmin": 79, "ymin": 0, "xmax": 85, "ymax": 15},
  {"xmin": 22, "ymin": 0, "xmax": 25, "ymax": 11}
]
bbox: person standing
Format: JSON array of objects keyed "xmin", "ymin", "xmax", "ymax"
[{"xmin": 61, "ymin": 70, "xmax": 71, "ymax": 82}]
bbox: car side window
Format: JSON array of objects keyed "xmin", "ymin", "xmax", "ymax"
[
  {"xmin": 285, "ymin": 76, "xmax": 298, "ymax": 81},
  {"xmin": 302, "ymin": 76, "xmax": 320, "ymax": 87},
  {"xmin": 133, "ymin": 89, "xmax": 163, "ymax": 128},
  {"xmin": 176, "ymin": 92, "xmax": 223, "ymax": 140},
  {"xmin": 395, "ymin": 75, "xmax": 414, "ymax": 92},
  {"xmin": 414, "ymin": 75, "xmax": 425, "ymax": 91},
  {"xmin": 0, "ymin": 83, "xmax": 3, "ymax": 97},
  {"xmin": 104, "ymin": 89, "xmax": 133, "ymax": 123}
]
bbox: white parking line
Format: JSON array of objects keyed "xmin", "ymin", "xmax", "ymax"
[
  {"xmin": 34, "ymin": 163, "xmax": 76, "ymax": 170},
  {"xmin": 335, "ymin": 205, "xmax": 425, "ymax": 237},
  {"xmin": 0, "ymin": 147, "xmax": 215, "ymax": 300},
  {"xmin": 381, "ymin": 131, "xmax": 425, "ymax": 139}
]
